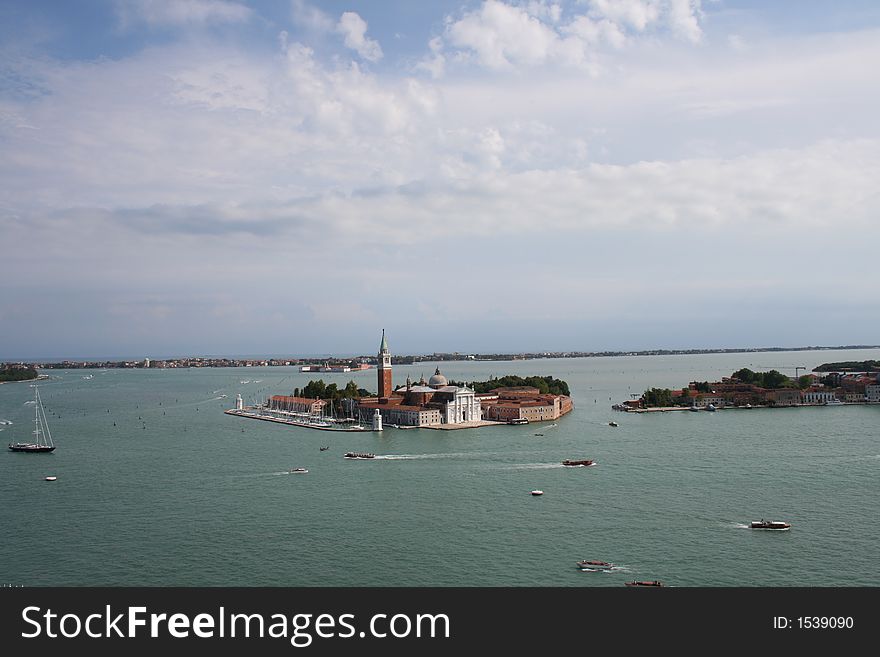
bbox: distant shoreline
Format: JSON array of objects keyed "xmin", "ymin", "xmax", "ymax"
[{"xmin": 3, "ymin": 344, "xmax": 878, "ymax": 370}]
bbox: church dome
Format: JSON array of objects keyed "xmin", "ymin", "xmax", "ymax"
[{"xmin": 428, "ymin": 368, "xmax": 448, "ymax": 389}]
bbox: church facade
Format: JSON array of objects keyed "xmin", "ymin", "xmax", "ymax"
[{"xmin": 356, "ymin": 331, "xmax": 482, "ymax": 427}]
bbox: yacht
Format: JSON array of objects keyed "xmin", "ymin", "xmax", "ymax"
[{"xmin": 8, "ymin": 387, "xmax": 55, "ymax": 453}]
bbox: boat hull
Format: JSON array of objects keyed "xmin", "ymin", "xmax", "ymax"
[
  {"xmin": 8, "ymin": 444, "xmax": 56, "ymax": 453},
  {"xmin": 750, "ymin": 521, "xmax": 791, "ymax": 531}
]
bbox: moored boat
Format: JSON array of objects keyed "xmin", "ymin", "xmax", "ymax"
[
  {"xmin": 562, "ymin": 459, "xmax": 595, "ymax": 467},
  {"xmin": 625, "ymin": 580, "xmax": 664, "ymax": 587},
  {"xmin": 749, "ymin": 519, "xmax": 791, "ymax": 530},
  {"xmin": 507, "ymin": 418, "xmax": 529, "ymax": 425}
]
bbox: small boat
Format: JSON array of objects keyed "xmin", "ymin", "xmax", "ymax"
[
  {"xmin": 507, "ymin": 418, "xmax": 529, "ymax": 425},
  {"xmin": 530, "ymin": 490, "xmax": 544, "ymax": 496},
  {"xmin": 706, "ymin": 404, "xmax": 717, "ymax": 412},
  {"xmin": 608, "ymin": 421, "xmax": 618, "ymax": 427},
  {"xmin": 44, "ymin": 476, "xmax": 57, "ymax": 482},
  {"xmin": 289, "ymin": 468, "xmax": 309, "ymax": 474},
  {"xmin": 8, "ymin": 387, "xmax": 56, "ymax": 453},
  {"xmin": 344, "ymin": 452, "xmax": 376, "ymax": 459},
  {"xmin": 534, "ymin": 433, "xmax": 544, "ymax": 436},
  {"xmin": 562, "ymin": 459, "xmax": 595, "ymax": 467},
  {"xmin": 689, "ymin": 406, "xmax": 700, "ymax": 412},
  {"xmin": 749, "ymin": 519, "xmax": 791, "ymax": 531},
  {"xmin": 626, "ymin": 580, "xmax": 664, "ymax": 587},
  {"xmin": 576, "ymin": 560, "xmax": 613, "ymax": 570},
  {"xmin": 319, "ymin": 446, "xmax": 330, "ymax": 451}
]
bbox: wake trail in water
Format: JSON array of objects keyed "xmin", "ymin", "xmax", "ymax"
[{"xmin": 378, "ymin": 453, "xmax": 472, "ymax": 460}]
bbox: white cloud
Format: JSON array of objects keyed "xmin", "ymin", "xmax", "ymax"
[
  {"xmin": 666, "ymin": 0, "xmax": 703, "ymax": 44},
  {"xmin": 432, "ymin": 0, "xmax": 704, "ymax": 74},
  {"xmin": 290, "ymin": 0, "xmax": 335, "ymax": 34},
  {"xmin": 336, "ymin": 12, "xmax": 383, "ymax": 62},
  {"xmin": 3, "ymin": 16, "xmax": 880, "ymax": 354},
  {"xmin": 115, "ymin": 0, "xmax": 251, "ymax": 28}
]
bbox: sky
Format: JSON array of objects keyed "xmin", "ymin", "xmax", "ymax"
[{"xmin": 2, "ymin": 0, "xmax": 879, "ymax": 359}]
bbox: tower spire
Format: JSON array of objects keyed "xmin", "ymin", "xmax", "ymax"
[{"xmin": 377, "ymin": 329, "xmax": 392, "ymax": 399}]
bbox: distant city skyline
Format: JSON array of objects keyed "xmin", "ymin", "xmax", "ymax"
[{"xmin": 3, "ymin": 1, "xmax": 879, "ymax": 359}]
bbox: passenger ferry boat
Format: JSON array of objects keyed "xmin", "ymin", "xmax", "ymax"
[{"xmin": 344, "ymin": 452, "xmax": 376, "ymax": 459}]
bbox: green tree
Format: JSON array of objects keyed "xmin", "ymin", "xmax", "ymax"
[
  {"xmin": 642, "ymin": 388, "xmax": 674, "ymax": 407},
  {"xmin": 732, "ymin": 368, "xmax": 756, "ymax": 383}
]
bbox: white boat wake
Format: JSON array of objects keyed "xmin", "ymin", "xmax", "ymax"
[{"xmin": 379, "ymin": 453, "xmax": 472, "ymax": 460}]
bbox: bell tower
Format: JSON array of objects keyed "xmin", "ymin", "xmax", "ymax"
[{"xmin": 377, "ymin": 329, "xmax": 392, "ymax": 399}]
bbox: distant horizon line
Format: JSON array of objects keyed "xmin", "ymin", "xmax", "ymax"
[{"xmin": 3, "ymin": 344, "xmax": 879, "ymax": 365}]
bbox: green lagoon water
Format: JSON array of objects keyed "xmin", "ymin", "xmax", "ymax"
[{"xmin": 1, "ymin": 349, "xmax": 878, "ymax": 587}]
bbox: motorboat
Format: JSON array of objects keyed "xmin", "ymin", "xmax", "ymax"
[
  {"xmin": 319, "ymin": 446, "xmax": 330, "ymax": 451},
  {"xmin": 344, "ymin": 452, "xmax": 376, "ymax": 459},
  {"xmin": 507, "ymin": 418, "xmax": 529, "ymax": 425},
  {"xmin": 562, "ymin": 459, "xmax": 595, "ymax": 467},
  {"xmin": 706, "ymin": 404, "xmax": 717, "ymax": 412},
  {"xmin": 749, "ymin": 519, "xmax": 791, "ymax": 531},
  {"xmin": 576, "ymin": 560, "xmax": 613, "ymax": 570},
  {"xmin": 534, "ymin": 433, "xmax": 544, "ymax": 436},
  {"xmin": 44, "ymin": 476, "xmax": 57, "ymax": 481},
  {"xmin": 530, "ymin": 490, "xmax": 544, "ymax": 496},
  {"xmin": 625, "ymin": 581, "xmax": 664, "ymax": 587},
  {"xmin": 289, "ymin": 468, "xmax": 309, "ymax": 474},
  {"xmin": 608, "ymin": 421, "xmax": 618, "ymax": 427}
]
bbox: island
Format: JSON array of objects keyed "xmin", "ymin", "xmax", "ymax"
[
  {"xmin": 0, "ymin": 364, "xmax": 39, "ymax": 383},
  {"xmin": 624, "ymin": 367, "xmax": 880, "ymax": 411}
]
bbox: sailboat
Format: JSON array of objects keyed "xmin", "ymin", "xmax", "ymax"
[{"xmin": 8, "ymin": 387, "xmax": 56, "ymax": 453}]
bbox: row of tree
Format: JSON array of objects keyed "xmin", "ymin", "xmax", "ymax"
[
  {"xmin": 292, "ymin": 380, "xmax": 371, "ymax": 414},
  {"xmin": 452, "ymin": 375, "xmax": 570, "ymax": 396}
]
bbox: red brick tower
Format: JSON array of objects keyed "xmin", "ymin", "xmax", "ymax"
[{"xmin": 378, "ymin": 329, "xmax": 392, "ymax": 399}]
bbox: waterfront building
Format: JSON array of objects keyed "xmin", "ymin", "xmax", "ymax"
[
  {"xmin": 802, "ymin": 388, "xmax": 837, "ymax": 405},
  {"xmin": 692, "ymin": 394, "xmax": 726, "ymax": 408},
  {"xmin": 766, "ymin": 389, "xmax": 802, "ymax": 406},
  {"xmin": 865, "ymin": 384, "xmax": 880, "ymax": 403},
  {"xmin": 268, "ymin": 396, "xmax": 328, "ymax": 415},
  {"xmin": 479, "ymin": 387, "xmax": 574, "ymax": 422}
]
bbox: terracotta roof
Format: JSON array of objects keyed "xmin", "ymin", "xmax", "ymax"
[{"xmin": 271, "ymin": 395, "xmax": 326, "ymax": 405}]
